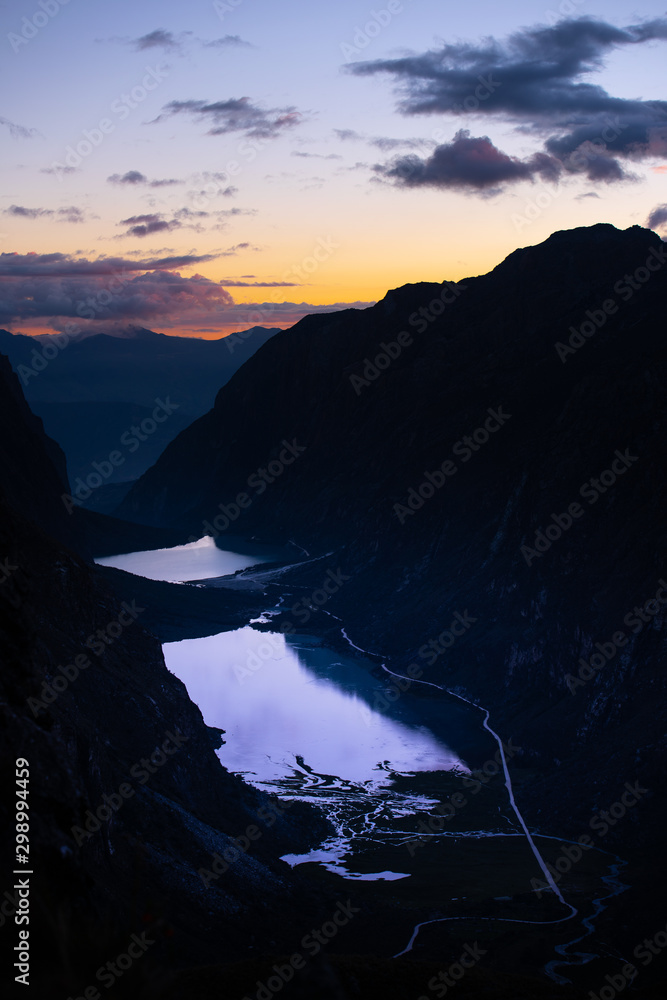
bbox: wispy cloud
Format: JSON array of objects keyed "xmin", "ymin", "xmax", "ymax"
[
  {"xmin": 107, "ymin": 29, "xmax": 252, "ymax": 54},
  {"xmin": 0, "ymin": 115, "xmax": 40, "ymax": 139},
  {"xmin": 4, "ymin": 205, "xmax": 89, "ymax": 223},
  {"xmin": 108, "ymin": 170, "xmax": 182, "ymax": 187},
  {"xmin": 152, "ymin": 96, "xmax": 304, "ymax": 139}
]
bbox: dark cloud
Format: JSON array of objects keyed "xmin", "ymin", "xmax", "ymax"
[
  {"xmin": 0, "ymin": 116, "xmax": 40, "ymax": 139},
  {"xmin": 0, "ymin": 250, "xmax": 372, "ymax": 334},
  {"xmin": 376, "ymin": 130, "xmax": 561, "ymax": 191},
  {"xmin": 154, "ymin": 97, "xmax": 303, "ymax": 138},
  {"xmin": 4, "ymin": 205, "xmax": 87, "ymax": 223},
  {"xmin": 117, "ymin": 205, "xmax": 246, "ymax": 237},
  {"xmin": 4, "ymin": 206, "xmax": 51, "ymax": 220},
  {"xmin": 647, "ymin": 204, "xmax": 667, "ymax": 230},
  {"xmin": 108, "ymin": 170, "xmax": 182, "ymax": 187},
  {"xmin": 108, "ymin": 170, "xmax": 147, "ymax": 184},
  {"xmin": 0, "ymin": 252, "xmax": 217, "ymax": 277},
  {"xmin": 349, "ymin": 17, "xmax": 667, "ymax": 189},
  {"xmin": 119, "ymin": 213, "xmax": 180, "ymax": 238},
  {"xmin": 133, "ymin": 29, "xmax": 183, "ymax": 51},
  {"xmin": 0, "ymin": 267, "xmax": 233, "ymax": 327}
]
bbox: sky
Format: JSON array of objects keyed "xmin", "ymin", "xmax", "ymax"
[{"xmin": 1, "ymin": 0, "xmax": 666, "ymax": 338}]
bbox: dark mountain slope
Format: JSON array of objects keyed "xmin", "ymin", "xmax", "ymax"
[
  {"xmin": 0, "ymin": 355, "xmax": 329, "ymax": 995},
  {"xmin": 120, "ymin": 223, "xmax": 667, "ymax": 846}
]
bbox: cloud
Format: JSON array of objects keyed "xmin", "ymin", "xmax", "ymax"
[
  {"xmin": 4, "ymin": 206, "xmax": 52, "ymax": 220},
  {"xmin": 118, "ymin": 214, "xmax": 180, "ymax": 238},
  {"xmin": 58, "ymin": 207, "xmax": 87, "ymax": 223},
  {"xmin": 153, "ymin": 96, "xmax": 303, "ymax": 138},
  {"xmin": 116, "ymin": 205, "xmax": 252, "ymax": 238},
  {"xmin": 133, "ymin": 29, "xmax": 184, "ymax": 52},
  {"xmin": 292, "ymin": 151, "xmax": 343, "ymax": 160},
  {"xmin": 349, "ymin": 17, "xmax": 667, "ymax": 189},
  {"xmin": 203, "ymin": 35, "xmax": 251, "ymax": 48},
  {"xmin": 3, "ymin": 205, "xmax": 88, "ymax": 223},
  {"xmin": 41, "ymin": 165, "xmax": 77, "ymax": 176},
  {"xmin": 334, "ymin": 128, "xmax": 362, "ymax": 142},
  {"xmin": 0, "ymin": 252, "xmax": 218, "ymax": 277},
  {"xmin": 334, "ymin": 128, "xmax": 432, "ymax": 152},
  {"xmin": 0, "ymin": 116, "xmax": 40, "ymax": 139},
  {"xmin": 375, "ymin": 130, "xmax": 561, "ymax": 191},
  {"xmin": 112, "ymin": 29, "xmax": 252, "ymax": 54},
  {"xmin": 0, "ymin": 250, "xmax": 373, "ymax": 335},
  {"xmin": 108, "ymin": 170, "xmax": 182, "ymax": 187},
  {"xmin": 221, "ymin": 242, "xmax": 263, "ymax": 255},
  {"xmin": 219, "ymin": 280, "xmax": 299, "ymax": 286},
  {"xmin": 647, "ymin": 204, "xmax": 667, "ymax": 230},
  {"xmin": 0, "ymin": 252, "xmax": 233, "ymax": 327}
]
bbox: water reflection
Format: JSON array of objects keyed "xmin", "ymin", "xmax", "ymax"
[
  {"xmin": 163, "ymin": 626, "xmax": 466, "ymax": 786},
  {"xmin": 95, "ymin": 535, "xmax": 270, "ymax": 583}
]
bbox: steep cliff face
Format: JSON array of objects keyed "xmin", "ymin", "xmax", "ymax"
[
  {"xmin": 0, "ymin": 354, "xmax": 76, "ymax": 549},
  {"xmin": 119, "ymin": 224, "xmax": 667, "ymax": 840},
  {"xmin": 0, "ymin": 355, "xmax": 329, "ymax": 995}
]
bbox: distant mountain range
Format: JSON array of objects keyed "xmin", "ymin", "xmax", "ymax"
[
  {"xmin": 0, "ymin": 325, "xmax": 278, "ymax": 499},
  {"xmin": 120, "ymin": 223, "xmax": 667, "ymax": 843}
]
